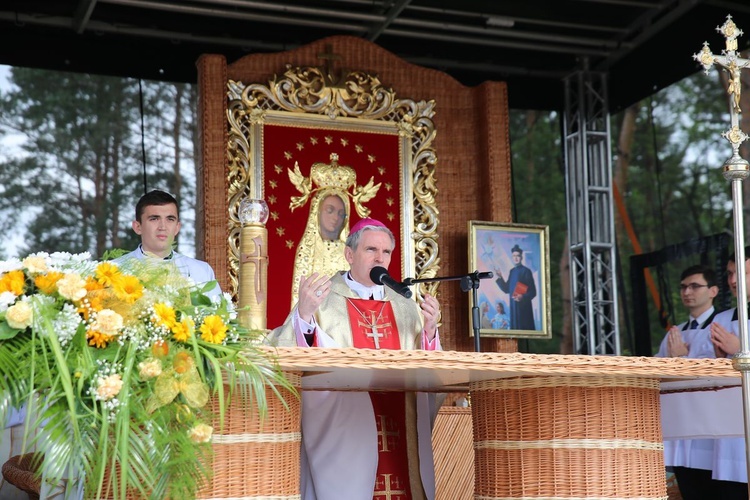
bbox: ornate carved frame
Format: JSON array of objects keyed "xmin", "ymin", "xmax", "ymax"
[{"xmin": 223, "ymin": 65, "xmax": 441, "ymax": 312}]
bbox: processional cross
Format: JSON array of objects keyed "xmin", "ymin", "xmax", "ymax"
[
  {"xmin": 694, "ymin": 15, "xmax": 750, "ymax": 171},
  {"xmin": 694, "ymin": 13, "xmax": 750, "ymax": 482}
]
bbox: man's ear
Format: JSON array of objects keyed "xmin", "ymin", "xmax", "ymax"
[
  {"xmin": 132, "ymin": 220, "xmax": 142, "ymax": 235},
  {"xmin": 709, "ymin": 285, "xmax": 719, "ymax": 298},
  {"xmin": 344, "ymin": 246, "xmax": 354, "ymax": 265}
]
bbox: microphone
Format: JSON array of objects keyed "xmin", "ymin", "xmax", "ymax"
[
  {"xmin": 369, "ymin": 266, "xmax": 413, "ymax": 299},
  {"xmin": 475, "ymin": 271, "xmax": 494, "ymax": 280}
]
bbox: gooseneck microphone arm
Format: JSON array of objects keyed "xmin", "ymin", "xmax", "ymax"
[{"xmin": 402, "ymin": 270, "xmax": 494, "ymax": 352}]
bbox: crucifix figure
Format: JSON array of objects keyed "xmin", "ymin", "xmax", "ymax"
[
  {"xmin": 359, "ymin": 311, "xmax": 391, "ymax": 349},
  {"xmin": 694, "ymin": 15, "xmax": 750, "ymax": 162}
]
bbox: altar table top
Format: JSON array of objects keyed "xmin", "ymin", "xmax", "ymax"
[{"xmin": 262, "ymin": 347, "xmax": 740, "ymax": 392}]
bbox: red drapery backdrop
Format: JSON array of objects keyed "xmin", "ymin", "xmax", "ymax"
[{"xmin": 263, "ymin": 123, "xmax": 403, "ymax": 328}]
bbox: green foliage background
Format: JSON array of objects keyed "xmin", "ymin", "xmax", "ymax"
[
  {"xmin": 0, "ymin": 66, "xmax": 743, "ymax": 354},
  {"xmin": 0, "ymin": 68, "xmax": 197, "ymax": 259},
  {"xmin": 509, "ymin": 70, "xmax": 738, "ymax": 354}
]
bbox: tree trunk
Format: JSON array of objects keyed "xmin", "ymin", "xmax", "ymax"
[{"xmin": 172, "ymin": 84, "xmax": 184, "ymax": 203}]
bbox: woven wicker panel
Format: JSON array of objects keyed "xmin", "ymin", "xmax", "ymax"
[
  {"xmin": 433, "ymin": 407, "xmax": 474, "ymax": 500},
  {"xmin": 198, "ymin": 372, "xmax": 301, "ymax": 499},
  {"xmin": 1, "ymin": 453, "xmax": 42, "ymax": 500},
  {"xmin": 197, "ymin": 35, "xmax": 515, "ymax": 355},
  {"xmin": 470, "ymin": 376, "xmax": 666, "ymax": 500},
  {"xmin": 98, "ymin": 373, "xmax": 301, "ymax": 499}
]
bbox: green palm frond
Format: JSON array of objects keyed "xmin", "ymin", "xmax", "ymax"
[{"xmin": 1, "ymin": 252, "xmax": 295, "ymax": 499}]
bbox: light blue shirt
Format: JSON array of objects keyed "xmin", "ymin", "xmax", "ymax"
[{"xmin": 113, "ymin": 245, "xmax": 222, "ymax": 299}]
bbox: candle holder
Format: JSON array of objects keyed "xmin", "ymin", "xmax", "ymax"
[{"xmin": 237, "ymin": 198, "xmax": 269, "ymax": 330}]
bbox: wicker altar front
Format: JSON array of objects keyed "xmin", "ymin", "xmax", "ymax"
[{"xmin": 260, "ymin": 348, "xmax": 739, "ymax": 500}]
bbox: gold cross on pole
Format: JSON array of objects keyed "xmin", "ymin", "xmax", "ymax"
[
  {"xmin": 694, "ymin": 15, "xmax": 750, "ymax": 164},
  {"xmin": 376, "ymin": 414, "xmax": 400, "ymax": 452},
  {"xmin": 374, "ymin": 473, "xmax": 408, "ymax": 499},
  {"xmin": 695, "ymin": 14, "xmax": 750, "ymax": 486},
  {"xmin": 359, "ymin": 311, "xmax": 391, "ymax": 349}
]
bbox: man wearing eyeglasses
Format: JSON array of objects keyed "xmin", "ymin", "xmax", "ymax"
[
  {"xmin": 656, "ymin": 264, "xmax": 720, "ymax": 500},
  {"xmin": 655, "ymin": 264, "xmax": 718, "ymax": 358}
]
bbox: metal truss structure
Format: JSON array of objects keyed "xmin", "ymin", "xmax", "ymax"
[{"xmin": 563, "ymin": 69, "xmax": 620, "ymax": 355}]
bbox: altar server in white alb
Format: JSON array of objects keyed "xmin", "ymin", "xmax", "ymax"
[
  {"xmin": 268, "ymin": 218, "xmax": 441, "ymax": 500},
  {"xmin": 114, "ymin": 189, "xmax": 221, "ymax": 298},
  {"xmin": 655, "ymin": 264, "xmax": 720, "ymax": 499},
  {"xmin": 706, "ymin": 248, "xmax": 750, "ymax": 499}
]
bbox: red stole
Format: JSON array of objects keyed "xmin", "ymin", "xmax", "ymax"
[{"xmin": 346, "ymin": 299, "xmax": 415, "ymax": 500}]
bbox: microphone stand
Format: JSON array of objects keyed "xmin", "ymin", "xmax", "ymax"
[{"xmin": 403, "ymin": 270, "xmax": 494, "ymax": 353}]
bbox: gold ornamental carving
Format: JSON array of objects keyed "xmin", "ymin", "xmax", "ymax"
[{"xmin": 225, "ymin": 62, "xmax": 440, "ymax": 300}]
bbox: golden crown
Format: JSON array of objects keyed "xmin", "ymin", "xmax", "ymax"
[
  {"xmin": 310, "ymin": 153, "xmax": 357, "ymax": 191},
  {"xmin": 288, "ymin": 152, "xmax": 381, "ymax": 218}
]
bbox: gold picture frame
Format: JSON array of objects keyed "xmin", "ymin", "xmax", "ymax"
[
  {"xmin": 223, "ymin": 65, "xmax": 441, "ymax": 327},
  {"xmin": 469, "ymin": 221, "xmax": 551, "ymax": 339}
]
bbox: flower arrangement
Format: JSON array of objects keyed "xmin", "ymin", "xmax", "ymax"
[{"xmin": 0, "ymin": 251, "xmax": 290, "ymax": 498}]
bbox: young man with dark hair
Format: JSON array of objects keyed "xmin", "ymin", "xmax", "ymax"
[
  {"xmin": 115, "ymin": 190, "xmax": 221, "ymax": 298},
  {"xmin": 656, "ymin": 264, "xmax": 720, "ymax": 499},
  {"xmin": 656, "ymin": 264, "xmax": 719, "ymax": 358}
]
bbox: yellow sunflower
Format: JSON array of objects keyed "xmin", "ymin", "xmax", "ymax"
[
  {"xmin": 199, "ymin": 315, "xmax": 227, "ymax": 344},
  {"xmin": 113, "ymin": 274, "xmax": 144, "ymax": 304},
  {"xmin": 171, "ymin": 316, "xmax": 194, "ymax": 343},
  {"xmin": 95, "ymin": 262, "xmax": 122, "ymax": 286},
  {"xmin": 152, "ymin": 303, "xmax": 177, "ymax": 330}
]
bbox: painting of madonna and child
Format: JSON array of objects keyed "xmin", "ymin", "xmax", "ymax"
[{"xmin": 469, "ymin": 221, "xmax": 551, "ymax": 339}]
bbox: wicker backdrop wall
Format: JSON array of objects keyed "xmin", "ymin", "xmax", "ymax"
[{"xmin": 197, "ymin": 35, "xmax": 515, "ymax": 354}]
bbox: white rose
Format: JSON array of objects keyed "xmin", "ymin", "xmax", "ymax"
[
  {"xmin": 94, "ymin": 309, "xmax": 124, "ymax": 335},
  {"xmin": 5, "ymin": 301, "xmax": 32, "ymax": 329},
  {"xmin": 56, "ymin": 273, "xmax": 87, "ymax": 301}
]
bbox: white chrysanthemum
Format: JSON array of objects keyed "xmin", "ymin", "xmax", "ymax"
[
  {"xmin": 0, "ymin": 291, "xmax": 16, "ymax": 312},
  {"xmin": 46, "ymin": 252, "xmax": 92, "ymax": 272},
  {"xmin": 53, "ymin": 303, "xmax": 83, "ymax": 347},
  {"xmin": 0, "ymin": 258, "xmax": 23, "ymax": 274}
]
